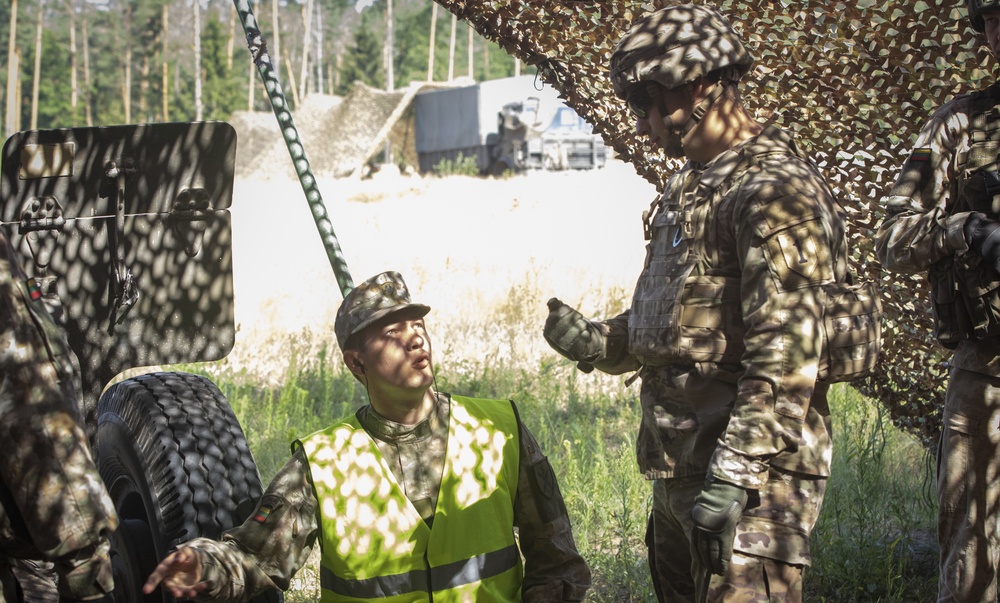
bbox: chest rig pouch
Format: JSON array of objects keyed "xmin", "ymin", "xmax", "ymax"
[
  {"xmin": 628, "ymin": 160, "xmax": 746, "ymax": 367},
  {"xmin": 818, "ymin": 276, "xmax": 881, "ymax": 382},
  {"xmin": 629, "ymin": 136, "xmax": 880, "ymax": 383},
  {"xmin": 931, "ymin": 83, "xmax": 1000, "ymax": 348}
]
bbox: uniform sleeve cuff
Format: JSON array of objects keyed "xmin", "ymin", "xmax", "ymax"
[
  {"xmin": 946, "ymin": 211, "xmax": 973, "ymax": 253},
  {"xmin": 709, "ymin": 442, "xmax": 769, "ymax": 489}
]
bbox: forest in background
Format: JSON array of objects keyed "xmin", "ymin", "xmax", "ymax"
[{"xmin": 0, "ymin": 0, "xmax": 530, "ymax": 136}]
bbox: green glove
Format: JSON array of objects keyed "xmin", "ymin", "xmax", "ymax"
[
  {"xmin": 965, "ymin": 212, "xmax": 1000, "ymax": 274},
  {"xmin": 690, "ymin": 479, "xmax": 748, "ymax": 576},
  {"xmin": 543, "ymin": 298, "xmax": 604, "ymax": 372}
]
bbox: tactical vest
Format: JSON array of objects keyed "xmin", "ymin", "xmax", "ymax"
[
  {"xmin": 930, "ymin": 82, "xmax": 1000, "ymax": 347},
  {"xmin": 629, "ymin": 131, "xmax": 880, "ymax": 383},
  {"xmin": 297, "ymin": 396, "xmax": 523, "ymax": 603}
]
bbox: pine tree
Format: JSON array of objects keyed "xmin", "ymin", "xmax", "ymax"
[{"xmin": 337, "ymin": 10, "xmax": 382, "ymax": 93}]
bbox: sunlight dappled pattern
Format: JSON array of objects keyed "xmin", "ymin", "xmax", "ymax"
[
  {"xmin": 306, "ymin": 429, "xmax": 416, "ymax": 560},
  {"xmin": 447, "ymin": 401, "xmax": 507, "ymax": 508}
]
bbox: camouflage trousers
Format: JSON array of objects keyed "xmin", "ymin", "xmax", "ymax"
[
  {"xmin": 0, "ymin": 559, "xmax": 60, "ymax": 603},
  {"xmin": 646, "ymin": 470, "xmax": 826, "ymax": 603},
  {"xmin": 11, "ymin": 560, "xmax": 58, "ymax": 603},
  {"xmin": 937, "ymin": 367, "xmax": 1000, "ymax": 603}
]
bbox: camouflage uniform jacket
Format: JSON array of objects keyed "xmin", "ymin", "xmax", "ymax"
[
  {"xmin": 596, "ymin": 125, "xmax": 844, "ymax": 490},
  {"xmin": 875, "ymin": 83, "xmax": 1000, "ymax": 374},
  {"xmin": 0, "ymin": 228, "xmax": 118, "ymax": 600},
  {"xmin": 184, "ymin": 391, "xmax": 591, "ymax": 602}
]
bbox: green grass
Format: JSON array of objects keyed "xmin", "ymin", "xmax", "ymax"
[
  {"xmin": 806, "ymin": 385, "xmax": 938, "ymax": 601},
  {"xmin": 183, "ymin": 354, "xmax": 937, "ymax": 602}
]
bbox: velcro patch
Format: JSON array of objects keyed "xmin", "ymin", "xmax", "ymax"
[
  {"xmin": 253, "ymin": 505, "xmax": 272, "ymax": 523},
  {"xmin": 26, "ymin": 278, "xmax": 41, "ymax": 301},
  {"xmin": 910, "ymin": 147, "xmax": 932, "ymax": 162}
]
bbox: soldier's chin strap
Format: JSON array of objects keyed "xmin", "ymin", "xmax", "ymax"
[{"xmin": 664, "ymin": 80, "xmax": 726, "ymax": 141}]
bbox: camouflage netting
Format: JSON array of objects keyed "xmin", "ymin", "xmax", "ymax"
[{"xmin": 434, "ymin": 0, "xmax": 1000, "ymax": 447}]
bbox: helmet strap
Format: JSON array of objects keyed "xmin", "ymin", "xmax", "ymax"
[{"xmin": 662, "ymin": 81, "xmax": 725, "ymax": 141}]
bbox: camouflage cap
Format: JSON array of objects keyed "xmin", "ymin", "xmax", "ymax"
[
  {"xmin": 334, "ymin": 271, "xmax": 431, "ymax": 351},
  {"xmin": 609, "ymin": 4, "xmax": 754, "ymax": 99}
]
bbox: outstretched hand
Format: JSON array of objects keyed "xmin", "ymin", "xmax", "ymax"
[
  {"xmin": 543, "ymin": 298, "xmax": 600, "ymax": 372},
  {"xmin": 143, "ymin": 546, "xmax": 207, "ymax": 599}
]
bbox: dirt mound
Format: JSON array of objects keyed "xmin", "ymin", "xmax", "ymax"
[
  {"xmin": 229, "ymin": 109, "xmax": 281, "ymax": 177},
  {"xmin": 230, "ymin": 83, "xmax": 432, "ymax": 180}
]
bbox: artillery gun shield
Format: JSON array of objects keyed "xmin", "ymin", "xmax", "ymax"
[
  {"xmin": 0, "ymin": 123, "xmax": 278, "ymax": 603},
  {"xmin": 0, "ymin": 122, "xmax": 237, "ymax": 438}
]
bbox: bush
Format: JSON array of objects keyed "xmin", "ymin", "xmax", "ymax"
[
  {"xmin": 432, "ymin": 152, "xmax": 481, "ymax": 177},
  {"xmin": 806, "ymin": 385, "xmax": 938, "ymax": 602}
]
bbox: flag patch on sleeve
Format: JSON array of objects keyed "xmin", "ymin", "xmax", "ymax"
[
  {"xmin": 253, "ymin": 506, "xmax": 272, "ymax": 523},
  {"xmin": 910, "ymin": 147, "xmax": 932, "ymax": 162},
  {"xmin": 26, "ymin": 279, "xmax": 42, "ymax": 301}
]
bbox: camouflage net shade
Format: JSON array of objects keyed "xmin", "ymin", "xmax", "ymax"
[{"xmin": 434, "ymin": 0, "xmax": 998, "ymax": 447}]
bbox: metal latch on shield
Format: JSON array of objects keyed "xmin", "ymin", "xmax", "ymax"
[
  {"xmin": 18, "ymin": 195, "xmax": 65, "ymax": 269},
  {"xmin": 102, "ymin": 159, "xmax": 139, "ymax": 334},
  {"xmin": 170, "ymin": 188, "xmax": 212, "ymax": 257}
]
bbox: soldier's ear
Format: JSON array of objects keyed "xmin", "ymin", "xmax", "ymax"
[{"xmin": 343, "ymin": 350, "xmax": 365, "ymax": 377}]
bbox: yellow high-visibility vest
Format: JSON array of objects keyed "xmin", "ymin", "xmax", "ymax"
[{"xmin": 297, "ymin": 395, "xmax": 523, "ymax": 602}]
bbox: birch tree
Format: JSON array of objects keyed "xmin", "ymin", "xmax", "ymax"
[
  {"xmin": 162, "ymin": 3, "xmax": 168, "ymax": 121},
  {"xmin": 272, "ymin": 0, "xmax": 280, "ymax": 86},
  {"xmin": 384, "ymin": 0, "xmax": 393, "ymax": 92},
  {"xmin": 298, "ymin": 0, "xmax": 312, "ymax": 101},
  {"xmin": 426, "ymin": 1, "xmax": 436, "ymax": 81},
  {"xmin": 82, "ymin": 11, "xmax": 92, "ymax": 125},
  {"xmin": 314, "ymin": 6, "xmax": 323, "ymax": 94},
  {"xmin": 123, "ymin": 1, "xmax": 132, "ymax": 123},
  {"xmin": 6, "ymin": 0, "xmax": 18, "ymax": 137},
  {"xmin": 69, "ymin": 0, "xmax": 77, "ymax": 114},
  {"xmin": 447, "ymin": 12, "xmax": 455, "ymax": 81},
  {"xmin": 193, "ymin": 0, "xmax": 202, "ymax": 120},
  {"xmin": 30, "ymin": 0, "xmax": 41, "ymax": 129}
]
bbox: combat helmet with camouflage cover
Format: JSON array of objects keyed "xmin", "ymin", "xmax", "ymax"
[
  {"xmin": 969, "ymin": 0, "xmax": 1000, "ymax": 32},
  {"xmin": 608, "ymin": 3, "xmax": 754, "ymax": 99}
]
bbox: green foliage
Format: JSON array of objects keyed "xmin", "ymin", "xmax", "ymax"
[
  {"xmin": 201, "ymin": 14, "xmax": 246, "ymax": 121},
  {"xmin": 432, "ymin": 152, "xmax": 480, "ymax": 176},
  {"xmin": 336, "ymin": 10, "xmax": 384, "ymax": 95},
  {"xmin": 806, "ymin": 385, "xmax": 938, "ymax": 602},
  {"xmin": 391, "ymin": 2, "xmax": 519, "ymax": 86},
  {"xmin": 27, "ymin": 30, "xmax": 79, "ymax": 128}
]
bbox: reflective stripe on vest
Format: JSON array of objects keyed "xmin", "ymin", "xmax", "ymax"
[
  {"xmin": 298, "ymin": 396, "xmax": 522, "ymax": 602},
  {"xmin": 319, "ymin": 543, "xmax": 520, "ymax": 598}
]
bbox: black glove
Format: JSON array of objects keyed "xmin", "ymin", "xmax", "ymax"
[
  {"xmin": 543, "ymin": 298, "xmax": 603, "ymax": 373},
  {"xmin": 690, "ymin": 479, "xmax": 748, "ymax": 576},
  {"xmin": 964, "ymin": 212, "xmax": 1000, "ymax": 274}
]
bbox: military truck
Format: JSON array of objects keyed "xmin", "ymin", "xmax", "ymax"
[
  {"xmin": 0, "ymin": 121, "xmax": 276, "ymax": 603},
  {"xmin": 413, "ymin": 75, "xmax": 607, "ymax": 175}
]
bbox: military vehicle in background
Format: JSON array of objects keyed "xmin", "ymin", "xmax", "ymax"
[{"xmin": 413, "ymin": 75, "xmax": 607, "ymax": 175}]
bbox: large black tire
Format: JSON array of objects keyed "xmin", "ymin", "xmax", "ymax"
[{"xmin": 96, "ymin": 371, "xmax": 275, "ymax": 603}]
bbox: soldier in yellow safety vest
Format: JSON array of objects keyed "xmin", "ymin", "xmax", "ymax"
[{"xmin": 142, "ymin": 271, "xmax": 591, "ymax": 603}]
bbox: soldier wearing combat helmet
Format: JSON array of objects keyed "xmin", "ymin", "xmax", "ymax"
[
  {"xmin": 876, "ymin": 1, "xmax": 1000, "ymax": 600},
  {"xmin": 544, "ymin": 4, "xmax": 878, "ymax": 601},
  {"xmin": 144, "ymin": 271, "xmax": 591, "ymax": 602}
]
